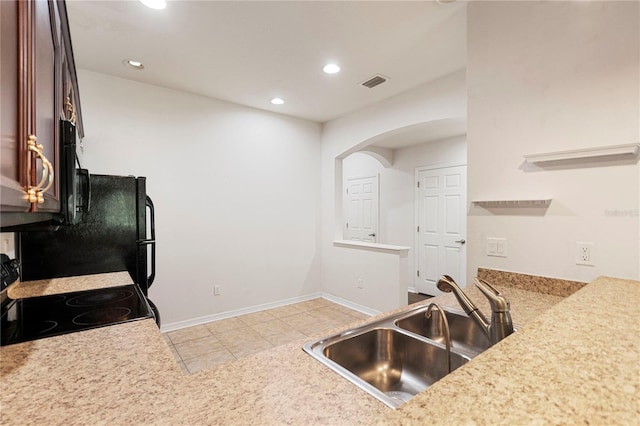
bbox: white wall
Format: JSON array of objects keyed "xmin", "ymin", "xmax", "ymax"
[
  {"xmin": 467, "ymin": 1, "xmax": 639, "ymax": 283},
  {"xmin": 76, "ymin": 70, "xmax": 322, "ymax": 326},
  {"xmin": 321, "ymin": 69, "xmax": 467, "ymax": 311},
  {"xmin": 70, "ymin": 0, "xmax": 639, "ymax": 324},
  {"xmin": 343, "ymin": 136, "xmax": 467, "ymax": 290}
]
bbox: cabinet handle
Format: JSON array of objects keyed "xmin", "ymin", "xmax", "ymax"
[
  {"xmin": 65, "ymin": 97, "xmax": 76, "ymax": 124},
  {"xmin": 27, "ymin": 135, "xmax": 54, "ymax": 204}
]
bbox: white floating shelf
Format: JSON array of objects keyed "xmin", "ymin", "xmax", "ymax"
[
  {"xmin": 472, "ymin": 199, "xmax": 552, "ymax": 208},
  {"xmin": 524, "ymin": 144, "xmax": 639, "ymax": 163}
]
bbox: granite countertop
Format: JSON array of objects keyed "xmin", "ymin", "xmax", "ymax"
[
  {"xmin": 382, "ymin": 276, "xmax": 640, "ymax": 425},
  {"xmin": 6, "ymin": 271, "xmax": 133, "ymax": 299},
  {"xmin": 1, "ymin": 274, "xmax": 638, "ymax": 425}
]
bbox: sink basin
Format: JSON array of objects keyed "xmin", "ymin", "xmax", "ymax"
[
  {"xmin": 395, "ymin": 306, "xmax": 491, "ymax": 357},
  {"xmin": 321, "ymin": 328, "xmax": 469, "ymax": 407},
  {"xmin": 303, "ymin": 303, "xmax": 517, "ymax": 408}
]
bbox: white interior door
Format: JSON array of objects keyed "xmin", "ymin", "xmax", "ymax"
[
  {"xmin": 345, "ymin": 175, "xmax": 379, "ymax": 242},
  {"xmin": 415, "ymin": 164, "xmax": 466, "ymax": 295}
]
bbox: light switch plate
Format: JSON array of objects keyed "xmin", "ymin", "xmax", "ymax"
[{"xmin": 487, "ymin": 237, "xmax": 507, "ymax": 257}]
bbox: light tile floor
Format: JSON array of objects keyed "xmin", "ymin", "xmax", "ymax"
[{"xmin": 163, "ymin": 298, "xmax": 371, "ymax": 374}]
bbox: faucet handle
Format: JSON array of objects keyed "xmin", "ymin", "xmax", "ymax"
[{"xmin": 473, "ymin": 278, "xmax": 510, "ymax": 313}]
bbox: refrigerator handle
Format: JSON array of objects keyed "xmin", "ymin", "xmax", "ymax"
[{"xmin": 146, "ymin": 196, "xmax": 156, "ymax": 287}]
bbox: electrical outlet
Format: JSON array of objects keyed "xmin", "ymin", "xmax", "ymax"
[
  {"xmin": 575, "ymin": 242, "xmax": 595, "ymax": 266},
  {"xmin": 214, "ymin": 285, "xmax": 221, "ymax": 296},
  {"xmin": 356, "ymin": 278, "xmax": 364, "ymax": 290}
]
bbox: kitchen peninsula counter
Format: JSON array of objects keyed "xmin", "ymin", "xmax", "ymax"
[
  {"xmin": 6, "ymin": 271, "xmax": 134, "ymax": 298},
  {"xmin": 1, "ymin": 276, "xmax": 638, "ymax": 425}
]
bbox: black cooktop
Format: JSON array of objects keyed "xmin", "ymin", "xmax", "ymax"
[{"xmin": 1, "ymin": 284, "xmax": 153, "ymax": 346}]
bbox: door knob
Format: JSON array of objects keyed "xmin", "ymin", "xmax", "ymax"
[{"xmin": 455, "ymin": 239, "xmax": 466, "ymax": 244}]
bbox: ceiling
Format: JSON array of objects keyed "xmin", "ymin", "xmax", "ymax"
[
  {"xmin": 67, "ymin": 1, "xmax": 467, "ymax": 125},
  {"xmin": 365, "ymin": 117, "xmax": 467, "ymax": 149}
]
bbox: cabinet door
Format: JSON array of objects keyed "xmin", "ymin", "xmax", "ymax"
[
  {"xmin": 0, "ymin": 0, "xmax": 30, "ymax": 212},
  {"xmin": 1, "ymin": 0, "xmax": 72, "ymax": 225},
  {"xmin": 31, "ymin": 0, "xmax": 61, "ymax": 213},
  {"xmin": 1, "ymin": 0, "xmax": 61, "ymax": 214}
]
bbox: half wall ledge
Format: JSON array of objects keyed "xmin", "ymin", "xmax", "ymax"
[{"xmin": 333, "ymin": 240, "xmax": 411, "ymax": 253}]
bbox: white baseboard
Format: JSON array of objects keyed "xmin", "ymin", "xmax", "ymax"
[
  {"xmin": 160, "ymin": 292, "xmax": 385, "ymax": 333},
  {"xmin": 408, "ymin": 286, "xmax": 417, "ymax": 293},
  {"xmin": 160, "ymin": 292, "xmax": 323, "ymax": 333},
  {"xmin": 320, "ymin": 293, "xmax": 381, "ymax": 317}
]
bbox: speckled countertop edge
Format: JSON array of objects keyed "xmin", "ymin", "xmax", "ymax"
[
  {"xmin": 6, "ymin": 271, "xmax": 133, "ymax": 299},
  {"xmin": 478, "ymin": 267, "xmax": 587, "ymax": 297}
]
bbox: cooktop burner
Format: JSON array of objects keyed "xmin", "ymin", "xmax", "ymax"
[
  {"xmin": 66, "ymin": 288, "xmax": 134, "ymax": 307},
  {"xmin": 1, "ymin": 284, "xmax": 153, "ymax": 346}
]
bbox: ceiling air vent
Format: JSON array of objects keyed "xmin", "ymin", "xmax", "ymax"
[{"xmin": 360, "ymin": 74, "xmax": 389, "ymax": 89}]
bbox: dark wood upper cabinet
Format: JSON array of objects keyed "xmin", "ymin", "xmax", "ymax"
[
  {"xmin": 32, "ymin": 0, "xmax": 62, "ymax": 213},
  {"xmin": 1, "ymin": 0, "xmax": 82, "ymax": 228},
  {"xmin": 0, "ymin": 0, "xmax": 29, "ymax": 213}
]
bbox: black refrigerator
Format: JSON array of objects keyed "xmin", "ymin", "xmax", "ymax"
[{"xmin": 18, "ymin": 174, "xmax": 159, "ymax": 325}]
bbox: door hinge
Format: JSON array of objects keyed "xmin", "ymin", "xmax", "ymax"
[
  {"xmin": 417, "ymin": 226, "xmax": 420, "ymax": 232},
  {"xmin": 417, "ymin": 181, "xmax": 420, "ymax": 188},
  {"xmin": 346, "ymin": 222, "xmax": 349, "ymax": 229},
  {"xmin": 346, "ymin": 188, "xmax": 349, "ymax": 194},
  {"xmin": 416, "ymin": 270, "xmax": 420, "ymax": 277}
]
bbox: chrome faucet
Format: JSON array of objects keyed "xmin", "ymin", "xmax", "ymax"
[
  {"xmin": 425, "ymin": 303, "xmax": 452, "ymax": 373},
  {"xmin": 436, "ymin": 275, "xmax": 514, "ymax": 346}
]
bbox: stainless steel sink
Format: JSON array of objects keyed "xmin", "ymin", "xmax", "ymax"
[
  {"xmin": 304, "ymin": 303, "xmax": 519, "ymax": 408},
  {"xmin": 321, "ymin": 328, "xmax": 469, "ymax": 407},
  {"xmin": 394, "ymin": 306, "xmax": 492, "ymax": 357}
]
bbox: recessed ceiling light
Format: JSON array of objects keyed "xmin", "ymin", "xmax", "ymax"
[
  {"xmin": 323, "ymin": 64, "xmax": 341, "ymax": 74},
  {"xmin": 270, "ymin": 98, "xmax": 285, "ymax": 105},
  {"xmin": 123, "ymin": 59, "xmax": 144, "ymax": 70},
  {"xmin": 139, "ymin": 0, "xmax": 166, "ymax": 10}
]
